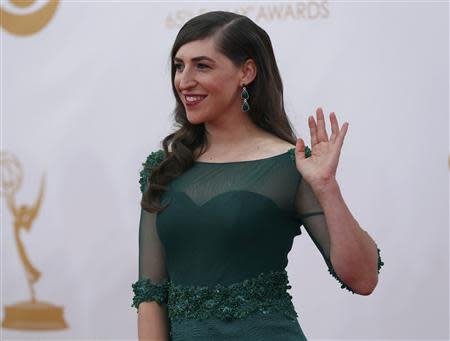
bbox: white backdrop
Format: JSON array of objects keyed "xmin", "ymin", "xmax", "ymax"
[{"xmin": 1, "ymin": 1, "xmax": 449, "ymax": 340}]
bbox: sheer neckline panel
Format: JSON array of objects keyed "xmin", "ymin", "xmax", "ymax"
[{"xmin": 194, "ymin": 147, "xmax": 295, "ymax": 165}]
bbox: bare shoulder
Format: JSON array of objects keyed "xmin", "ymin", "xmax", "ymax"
[{"xmin": 261, "ymin": 137, "xmax": 296, "ymax": 154}]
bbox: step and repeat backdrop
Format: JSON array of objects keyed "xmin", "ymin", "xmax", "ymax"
[{"xmin": 1, "ymin": 1, "xmax": 448, "ymax": 340}]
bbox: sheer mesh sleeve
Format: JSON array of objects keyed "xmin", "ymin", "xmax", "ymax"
[
  {"xmin": 294, "ymin": 174, "xmax": 384, "ymax": 294},
  {"xmin": 131, "ymin": 150, "xmax": 170, "ymax": 310}
]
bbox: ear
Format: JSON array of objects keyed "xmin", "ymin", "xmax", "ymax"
[{"xmin": 239, "ymin": 59, "xmax": 257, "ymax": 86}]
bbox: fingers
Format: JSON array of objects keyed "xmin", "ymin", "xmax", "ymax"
[
  {"xmin": 338, "ymin": 122, "xmax": 349, "ymax": 148},
  {"xmin": 316, "ymin": 108, "xmax": 329, "ymax": 142},
  {"xmin": 308, "ymin": 107, "xmax": 348, "ymax": 147},
  {"xmin": 308, "ymin": 115, "xmax": 318, "ymax": 146},
  {"xmin": 329, "ymin": 112, "xmax": 340, "ymax": 143}
]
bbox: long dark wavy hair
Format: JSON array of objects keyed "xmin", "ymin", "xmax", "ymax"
[{"xmin": 142, "ymin": 10, "xmax": 299, "ymax": 213}]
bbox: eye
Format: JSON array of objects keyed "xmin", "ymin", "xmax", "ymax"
[
  {"xmin": 174, "ymin": 63, "xmax": 183, "ymax": 71},
  {"xmin": 197, "ymin": 63, "xmax": 209, "ymax": 69}
]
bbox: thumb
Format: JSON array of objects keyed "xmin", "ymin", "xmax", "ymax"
[{"xmin": 296, "ymin": 138, "xmax": 306, "ymax": 161}]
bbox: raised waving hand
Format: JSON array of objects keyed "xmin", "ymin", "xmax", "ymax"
[{"xmin": 294, "ymin": 107, "xmax": 349, "ymax": 191}]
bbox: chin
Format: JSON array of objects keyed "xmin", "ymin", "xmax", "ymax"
[{"xmin": 186, "ymin": 113, "xmax": 207, "ymax": 125}]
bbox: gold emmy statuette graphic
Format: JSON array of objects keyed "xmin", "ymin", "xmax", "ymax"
[
  {"xmin": 0, "ymin": 0, "xmax": 59, "ymax": 36},
  {"xmin": 1, "ymin": 151, "xmax": 68, "ymax": 330}
]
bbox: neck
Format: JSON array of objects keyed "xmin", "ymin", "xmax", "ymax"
[{"xmin": 202, "ymin": 109, "xmax": 268, "ymax": 153}]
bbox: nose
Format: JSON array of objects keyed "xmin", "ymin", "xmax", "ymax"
[{"xmin": 177, "ymin": 67, "xmax": 197, "ymax": 91}]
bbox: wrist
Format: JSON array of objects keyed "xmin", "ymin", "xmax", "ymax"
[{"xmin": 309, "ymin": 177, "xmax": 341, "ymax": 202}]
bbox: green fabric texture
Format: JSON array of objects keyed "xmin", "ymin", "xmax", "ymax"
[{"xmin": 132, "ymin": 147, "xmax": 384, "ymax": 340}]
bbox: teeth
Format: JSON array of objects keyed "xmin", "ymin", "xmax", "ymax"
[{"xmin": 186, "ymin": 96, "xmax": 206, "ymax": 102}]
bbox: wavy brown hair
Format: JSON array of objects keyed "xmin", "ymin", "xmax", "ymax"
[{"xmin": 142, "ymin": 10, "xmax": 299, "ymax": 213}]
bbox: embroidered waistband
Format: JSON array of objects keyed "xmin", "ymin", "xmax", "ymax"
[{"xmin": 167, "ymin": 269, "xmax": 298, "ymax": 322}]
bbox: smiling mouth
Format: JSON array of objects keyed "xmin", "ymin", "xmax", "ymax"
[{"xmin": 184, "ymin": 95, "xmax": 207, "ymax": 105}]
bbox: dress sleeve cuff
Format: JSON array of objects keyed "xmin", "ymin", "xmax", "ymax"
[
  {"xmin": 327, "ymin": 247, "xmax": 384, "ymax": 294},
  {"xmin": 131, "ymin": 278, "xmax": 170, "ymax": 310}
]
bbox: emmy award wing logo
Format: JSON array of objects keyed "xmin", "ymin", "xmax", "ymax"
[
  {"xmin": 1, "ymin": 151, "xmax": 68, "ymax": 330},
  {"xmin": 0, "ymin": 0, "xmax": 60, "ymax": 36}
]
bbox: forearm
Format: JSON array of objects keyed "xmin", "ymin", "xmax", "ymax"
[
  {"xmin": 313, "ymin": 178, "xmax": 379, "ymax": 295},
  {"xmin": 138, "ymin": 302, "xmax": 170, "ymax": 341}
]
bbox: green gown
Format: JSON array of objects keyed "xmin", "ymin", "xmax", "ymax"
[{"xmin": 131, "ymin": 147, "xmax": 384, "ymax": 340}]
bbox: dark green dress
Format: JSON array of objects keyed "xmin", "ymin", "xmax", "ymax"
[{"xmin": 132, "ymin": 147, "xmax": 384, "ymax": 340}]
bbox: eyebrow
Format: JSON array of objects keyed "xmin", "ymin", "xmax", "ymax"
[{"xmin": 173, "ymin": 56, "xmax": 216, "ymax": 64}]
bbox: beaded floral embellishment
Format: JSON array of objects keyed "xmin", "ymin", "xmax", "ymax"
[
  {"xmin": 139, "ymin": 149, "xmax": 165, "ymax": 193},
  {"xmin": 131, "ymin": 278, "xmax": 170, "ymax": 310},
  {"xmin": 167, "ymin": 269, "xmax": 298, "ymax": 322},
  {"xmin": 288, "ymin": 146, "xmax": 311, "ymax": 162},
  {"xmin": 327, "ymin": 247, "xmax": 384, "ymax": 294}
]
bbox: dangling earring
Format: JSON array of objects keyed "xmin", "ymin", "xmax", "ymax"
[{"xmin": 241, "ymin": 84, "xmax": 250, "ymax": 112}]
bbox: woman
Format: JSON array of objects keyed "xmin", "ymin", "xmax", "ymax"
[{"xmin": 131, "ymin": 10, "xmax": 384, "ymax": 341}]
